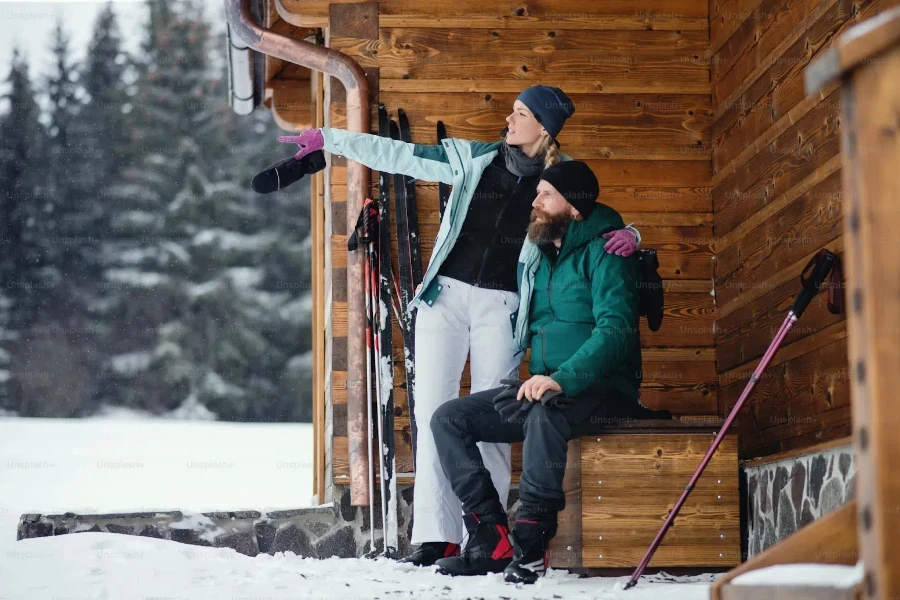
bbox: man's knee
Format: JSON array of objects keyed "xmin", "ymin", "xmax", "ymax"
[
  {"xmin": 430, "ymin": 397, "xmax": 466, "ymax": 437},
  {"xmin": 523, "ymin": 403, "xmax": 571, "ymax": 437}
]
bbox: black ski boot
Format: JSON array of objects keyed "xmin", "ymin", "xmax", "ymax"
[
  {"xmin": 398, "ymin": 542, "xmax": 460, "ymax": 567},
  {"xmin": 435, "ymin": 513, "xmax": 513, "ymax": 576},
  {"xmin": 503, "ymin": 520, "xmax": 551, "ymax": 584}
]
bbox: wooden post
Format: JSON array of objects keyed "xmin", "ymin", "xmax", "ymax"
[{"xmin": 806, "ymin": 7, "xmax": 900, "ymax": 599}]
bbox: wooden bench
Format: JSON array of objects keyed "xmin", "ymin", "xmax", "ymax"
[
  {"xmin": 342, "ymin": 416, "xmax": 741, "ymax": 569},
  {"xmin": 507, "ymin": 419, "xmax": 742, "ymax": 570}
]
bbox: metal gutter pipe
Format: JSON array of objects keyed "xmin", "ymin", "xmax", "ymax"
[{"xmin": 225, "ymin": 0, "xmax": 371, "ymax": 506}]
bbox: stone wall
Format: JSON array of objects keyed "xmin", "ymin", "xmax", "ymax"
[
  {"xmin": 17, "ymin": 483, "xmax": 525, "ymax": 559},
  {"xmin": 744, "ymin": 444, "xmax": 856, "ymax": 559},
  {"xmin": 17, "ymin": 484, "xmax": 415, "ymax": 559}
]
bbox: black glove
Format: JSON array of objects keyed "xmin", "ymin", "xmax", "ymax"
[
  {"xmin": 492, "ymin": 379, "xmax": 534, "ymax": 422},
  {"xmin": 251, "ymin": 150, "xmax": 326, "ymax": 194},
  {"xmin": 538, "ymin": 388, "xmax": 572, "ymax": 410}
]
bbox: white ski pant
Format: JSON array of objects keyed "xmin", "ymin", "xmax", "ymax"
[{"xmin": 411, "ymin": 275, "xmax": 523, "ymax": 545}]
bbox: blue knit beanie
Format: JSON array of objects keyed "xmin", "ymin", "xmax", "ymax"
[{"xmin": 516, "ymin": 85, "xmax": 575, "ymax": 139}]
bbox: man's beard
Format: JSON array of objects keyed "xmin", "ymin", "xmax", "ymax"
[{"xmin": 527, "ymin": 209, "xmax": 572, "ymax": 245}]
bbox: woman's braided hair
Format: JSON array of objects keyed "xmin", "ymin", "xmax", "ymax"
[{"xmin": 541, "ymin": 136, "xmax": 561, "ymax": 170}]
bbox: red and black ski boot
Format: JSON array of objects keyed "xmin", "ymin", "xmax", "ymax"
[
  {"xmin": 503, "ymin": 519, "xmax": 551, "ymax": 584},
  {"xmin": 435, "ymin": 513, "xmax": 514, "ymax": 576},
  {"xmin": 398, "ymin": 542, "xmax": 460, "ymax": 567}
]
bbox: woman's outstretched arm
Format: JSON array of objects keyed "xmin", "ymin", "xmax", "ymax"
[{"xmin": 279, "ymin": 128, "xmax": 455, "ymax": 184}]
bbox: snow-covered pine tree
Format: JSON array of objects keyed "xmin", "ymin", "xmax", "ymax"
[
  {"xmin": 98, "ymin": 0, "xmax": 313, "ymax": 421},
  {"xmin": 0, "ymin": 48, "xmax": 52, "ymax": 414},
  {"xmin": 80, "ymin": 3, "xmax": 133, "ymax": 228},
  {"xmin": 98, "ymin": 0, "xmax": 216, "ymax": 414},
  {"xmin": 2, "ymin": 21, "xmax": 119, "ymax": 418},
  {"xmin": 42, "ymin": 20, "xmax": 91, "ymax": 277}
]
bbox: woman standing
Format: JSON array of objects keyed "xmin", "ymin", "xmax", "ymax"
[{"xmin": 278, "ymin": 85, "xmax": 639, "ymax": 566}]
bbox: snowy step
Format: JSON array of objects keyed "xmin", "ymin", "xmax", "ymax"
[{"xmin": 720, "ymin": 562, "xmax": 864, "ymax": 600}]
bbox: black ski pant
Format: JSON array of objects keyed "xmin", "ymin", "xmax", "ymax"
[{"xmin": 430, "ymin": 387, "xmax": 575, "ymax": 537}]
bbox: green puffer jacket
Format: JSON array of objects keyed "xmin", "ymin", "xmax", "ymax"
[{"xmin": 519, "ymin": 204, "xmax": 643, "ymax": 403}]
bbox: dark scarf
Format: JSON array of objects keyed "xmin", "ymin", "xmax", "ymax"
[{"xmin": 500, "ymin": 141, "xmax": 545, "ymax": 177}]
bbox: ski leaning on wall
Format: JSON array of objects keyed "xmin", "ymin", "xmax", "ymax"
[
  {"xmin": 374, "ymin": 104, "xmax": 399, "ymax": 557},
  {"xmin": 351, "ymin": 105, "xmax": 422, "ymax": 556},
  {"xmin": 395, "ymin": 108, "xmax": 423, "ymax": 464}
]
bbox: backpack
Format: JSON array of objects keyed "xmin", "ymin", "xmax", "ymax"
[{"xmin": 636, "ymin": 249, "xmax": 664, "ymax": 332}]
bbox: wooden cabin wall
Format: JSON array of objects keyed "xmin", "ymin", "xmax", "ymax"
[
  {"xmin": 311, "ymin": 0, "xmax": 716, "ymax": 487},
  {"xmin": 710, "ymin": 0, "xmax": 899, "ymax": 460}
]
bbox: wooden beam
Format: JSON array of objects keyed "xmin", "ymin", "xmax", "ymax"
[
  {"xmin": 330, "ymin": 30, "xmax": 711, "ymax": 96},
  {"xmin": 714, "ymin": 171, "xmax": 844, "ymax": 311},
  {"xmin": 712, "ymin": 0, "xmax": 840, "ymax": 121},
  {"xmin": 708, "ymin": 0, "xmax": 765, "ymax": 58},
  {"xmin": 378, "ymin": 79, "xmax": 710, "ymax": 94},
  {"xmin": 742, "ymin": 435, "xmax": 852, "ymax": 468},
  {"xmin": 804, "ymin": 5, "xmax": 900, "ymax": 92},
  {"xmin": 276, "ymin": 0, "xmax": 708, "ymax": 31},
  {"xmin": 713, "ymin": 154, "xmax": 842, "ymax": 254},
  {"xmin": 712, "ymin": 86, "xmax": 842, "ymax": 239},
  {"xmin": 715, "ymin": 236, "xmax": 844, "ymax": 319},
  {"xmin": 712, "ymin": 83, "xmax": 841, "ymax": 189},
  {"xmin": 269, "ymin": 78, "xmax": 314, "ymax": 132},
  {"xmin": 817, "ymin": 9, "xmax": 900, "ymax": 596},
  {"xmin": 715, "ymin": 269, "xmax": 847, "ymax": 373}
]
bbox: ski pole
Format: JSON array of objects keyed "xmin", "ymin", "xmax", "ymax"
[
  {"xmin": 363, "ymin": 233, "xmax": 377, "ymax": 556},
  {"xmin": 624, "ymin": 249, "xmax": 841, "ymax": 589},
  {"xmin": 366, "ymin": 201, "xmax": 392, "ymax": 557}
]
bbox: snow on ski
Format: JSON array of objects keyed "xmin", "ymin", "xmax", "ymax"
[
  {"xmin": 396, "ymin": 108, "xmax": 423, "ymax": 463},
  {"xmin": 375, "ymin": 104, "xmax": 398, "ymax": 557}
]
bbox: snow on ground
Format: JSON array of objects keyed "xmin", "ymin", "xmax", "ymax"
[
  {"xmin": 3, "ymin": 532, "xmax": 717, "ymax": 600},
  {"xmin": 731, "ymin": 562, "xmax": 863, "ymax": 588},
  {"xmin": 0, "ymin": 417, "xmax": 717, "ymax": 599}
]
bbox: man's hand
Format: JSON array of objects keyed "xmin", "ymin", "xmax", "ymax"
[{"xmin": 516, "ymin": 375, "xmax": 562, "ymax": 402}]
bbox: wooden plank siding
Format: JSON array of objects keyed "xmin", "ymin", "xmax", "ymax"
[
  {"xmin": 279, "ymin": 0, "xmax": 709, "ymax": 31},
  {"xmin": 710, "ymin": 0, "xmax": 900, "ymax": 459},
  {"xmin": 312, "ymin": 0, "xmax": 715, "ymax": 485}
]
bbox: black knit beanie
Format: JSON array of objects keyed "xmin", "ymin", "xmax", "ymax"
[{"xmin": 539, "ymin": 161, "xmax": 600, "ymax": 218}]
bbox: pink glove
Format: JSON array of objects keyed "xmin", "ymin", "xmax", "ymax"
[
  {"xmin": 602, "ymin": 229, "xmax": 638, "ymax": 257},
  {"xmin": 277, "ymin": 129, "xmax": 325, "ymax": 160}
]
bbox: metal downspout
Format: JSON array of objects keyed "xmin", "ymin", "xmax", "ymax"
[{"xmin": 225, "ymin": 0, "xmax": 371, "ymax": 506}]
